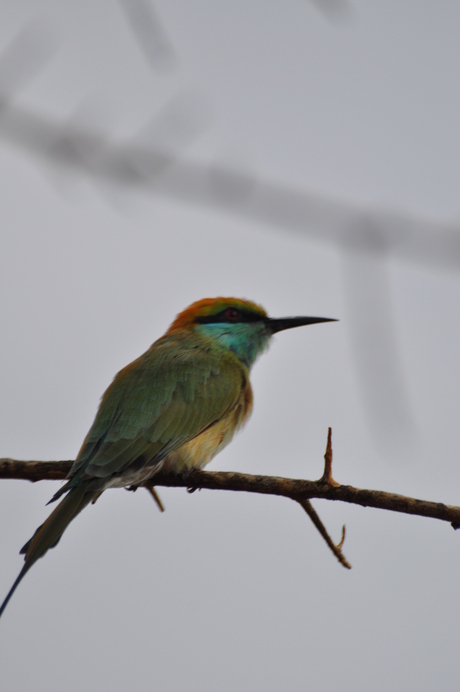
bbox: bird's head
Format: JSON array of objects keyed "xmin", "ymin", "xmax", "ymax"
[{"xmin": 167, "ymin": 297, "xmax": 336, "ymax": 368}]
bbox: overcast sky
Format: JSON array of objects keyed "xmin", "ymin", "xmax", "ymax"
[{"xmin": 1, "ymin": 2, "xmax": 460, "ymax": 690}]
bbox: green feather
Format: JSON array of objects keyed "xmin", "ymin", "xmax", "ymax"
[
  {"xmin": 69, "ymin": 332, "xmax": 245, "ymax": 484},
  {"xmin": 0, "ymin": 487, "xmax": 98, "ymax": 618},
  {"xmin": 0, "ymin": 328, "xmax": 248, "ymax": 619}
]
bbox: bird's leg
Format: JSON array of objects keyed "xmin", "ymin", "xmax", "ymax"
[
  {"xmin": 180, "ymin": 467, "xmax": 201, "ymax": 494},
  {"xmin": 318, "ymin": 427, "xmax": 339, "ymax": 486}
]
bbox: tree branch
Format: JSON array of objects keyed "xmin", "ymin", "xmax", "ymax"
[
  {"xmin": 1, "ymin": 458, "xmax": 459, "ymax": 528},
  {"xmin": 1, "ymin": 428, "xmax": 459, "ymax": 572}
]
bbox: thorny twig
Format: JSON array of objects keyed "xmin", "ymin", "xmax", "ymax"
[
  {"xmin": 2, "ymin": 429, "xmax": 460, "ymax": 570},
  {"xmin": 144, "ymin": 483, "xmax": 165, "ymax": 512},
  {"xmin": 297, "ymin": 428, "xmax": 350, "ymax": 568},
  {"xmin": 298, "ymin": 498, "xmax": 350, "ymax": 569}
]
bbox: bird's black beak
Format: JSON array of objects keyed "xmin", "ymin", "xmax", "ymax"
[{"xmin": 265, "ymin": 316, "xmax": 338, "ymax": 334}]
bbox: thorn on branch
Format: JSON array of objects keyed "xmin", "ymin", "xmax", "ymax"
[
  {"xmin": 319, "ymin": 427, "xmax": 339, "ymax": 486},
  {"xmin": 126, "ymin": 482, "xmax": 165, "ymax": 512},
  {"xmin": 144, "ymin": 484, "xmax": 165, "ymax": 512},
  {"xmin": 336, "ymin": 524, "xmax": 346, "ymax": 551},
  {"xmin": 298, "ymin": 498, "xmax": 351, "ymax": 569}
]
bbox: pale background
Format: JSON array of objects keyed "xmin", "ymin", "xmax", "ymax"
[{"xmin": 1, "ymin": 2, "xmax": 460, "ymax": 690}]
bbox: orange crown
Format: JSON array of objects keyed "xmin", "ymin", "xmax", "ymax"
[{"xmin": 167, "ymin": 297, "xmax": 267, "ymax": 333}]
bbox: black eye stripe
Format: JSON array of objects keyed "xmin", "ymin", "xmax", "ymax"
[{"xmin": 196, "ymin": 309, "xmax": 264, "ymax": 325}]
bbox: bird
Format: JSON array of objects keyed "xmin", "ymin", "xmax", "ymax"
[{"xmin": 0, "ymin": 297, "xmax": 336, "ymax": 618}]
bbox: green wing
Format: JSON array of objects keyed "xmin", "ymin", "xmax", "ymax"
[{"xmin": 69, "ymin": 333, "xmax": 245, "ymax": 482}]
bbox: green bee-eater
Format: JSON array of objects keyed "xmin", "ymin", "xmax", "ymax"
[{"xmin": 0, "ymin": 297, "xmax": 335, "ymax": 617}]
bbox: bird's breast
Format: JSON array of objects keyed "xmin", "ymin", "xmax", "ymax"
[{"xmin": 161, "ymin": 382, "xmax": 253, "ymax": 474}]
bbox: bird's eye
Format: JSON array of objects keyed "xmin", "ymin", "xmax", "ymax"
[{"xmin": 225, "ymin": 308, "xmax": 240, "ymax": 321}]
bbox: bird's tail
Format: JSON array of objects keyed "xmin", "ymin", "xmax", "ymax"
[{"xmin": 0, "ymin": 485, "xmax": 97, "ymax": 619}]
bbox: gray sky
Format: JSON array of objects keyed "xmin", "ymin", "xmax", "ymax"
[{"xmin": 1, "ymin": 1, "xmax": 460, "ymax": 690}]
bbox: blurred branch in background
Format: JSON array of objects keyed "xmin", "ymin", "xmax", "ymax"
[
  {"xmin": 43, "ymin": 89, "xmax": 213, "ymax": 203},
  {"xmin": 1, "ymin": 17, "xmax": 459, "ymax": 452},
  {"xmin": 341, "ymin": 219, "xmax": 415, "ymax": 449},
  {"xmin": 1, "ymin": 96, "xmax": 459, "ymax": 273},
  {"xmin": 307, "ymin": 0, "xmax": 354, "ymax": 24},
  {"xmin": 116, "ymin": 0, "xmax": 177, "ymax": 72},
  {"xmin": 0, "ymin": 19, "xmax": 56, "ymax": 99}
]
